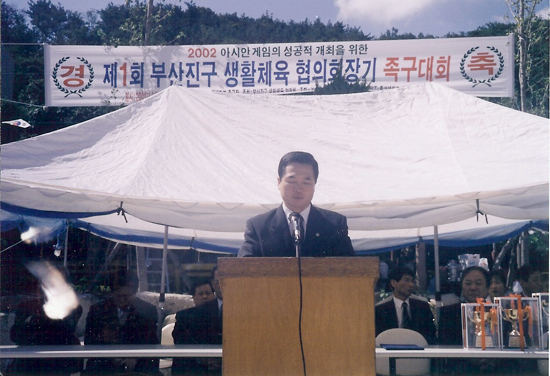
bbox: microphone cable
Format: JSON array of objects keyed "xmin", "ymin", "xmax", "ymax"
[
  {"xmin": 297, "ymin": 246, "xmax": 307, "ymax": 376},
  {"xmin": 290, "ymin": 211, "xmax": 307, "ymax": 376}
]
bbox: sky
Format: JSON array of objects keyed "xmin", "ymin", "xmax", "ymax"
[{"xmin": 5, "ymin": 0, "xmax": 550, "ymax": 38}]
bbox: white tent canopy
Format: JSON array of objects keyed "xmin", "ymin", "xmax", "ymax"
[
  {"xmin": 2, "ymin": 209, "xmax": 545, "ymax": 254},
  {"xmin": 2, "ymin": 83, "xmax": 548, "ymax": 249}
]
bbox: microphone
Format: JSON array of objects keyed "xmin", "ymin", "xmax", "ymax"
[{"xmin": 289, "ymin": 212, "xmax": 302, "ymax": 245}]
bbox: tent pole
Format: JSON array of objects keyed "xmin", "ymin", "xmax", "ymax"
[
  {"xmin": 161, "ymin": 226, "xmax": 168, "ymax": 298},
  {"xmin": 63, "ymin": 221, "xmax": 69, "ymax": 268},
  {"xmin": 433, "ymin": 225, "xmax": 441, "ymax": 335},
  {"xmin": 157, "ymin": 225, "xmax": 169, "ymax": 339}
]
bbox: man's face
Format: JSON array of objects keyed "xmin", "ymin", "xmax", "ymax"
[
  {"xmin": 192, "ymin": 284, "xmax": 214, "ymax": 306},
  {"xmin": 391, "ymin": 274, "xmax": 415, "ymax": 301},
  {"xmin": 489, "ymin": 276, "xmax": 507, "ymax": 299},
  {"xmin": 461, "ymin": 270, "xmax": 488, "ymax": 303},
  {"xmin": 112, "ymin": 286, "xmax": 136, "ymax": 310},
  {"xmin": 522, "ymin": 271, "xmax": 543, "ymax": 295},
  {"xmin": 277, "ymin": 163, "xmax": 316, "ymax": 213},
  {"xmin": 211, "ymin": 270, "xmax": 222, "ymax": 300}
]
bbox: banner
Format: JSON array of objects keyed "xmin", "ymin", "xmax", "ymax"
[{"xmin": 45, "ymin": 35, "xmax": 514, "ymax": 107}]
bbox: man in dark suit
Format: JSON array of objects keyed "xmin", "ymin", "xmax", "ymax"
[
  {"xmin": 238, "ymin": 151, "xmax": 355, "ymax": 257},
  {"xmin": 84, "ymin": 270, "xmax": 160, "ymax": 375},
  {"xmin": 172, "ymin": 266, "xmax": 223, "ymax": 376},
  {"xmin": 375, "ymin": 266, "xmax": 436, "ymax": 345}
]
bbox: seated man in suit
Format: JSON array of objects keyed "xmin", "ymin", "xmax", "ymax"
[
  {"xmin": 7, "ymin": 263, "xmax": 83, "ymax": 376},
  {"xmin": 516, "ymin": 264, "xmax": 543, "ymax": 297},
  {"xmin": 84, "ymin": 270, "xmax": 160, "ymax": 375},
  {"xmin": 172, "ymin": 266, "xmax": 223, "ymax": 376},
  {"xmin": 238, "ymin": 151, "xmax": 355, "ymax": 257},
  {"xmin": 375, "ymin": 266, "xmax": 436, "ymax": 344},
  {"xmin": 438, "ymin": 266, "xmax": 490, "ymax": 346},
  {"xmin": 437, "ymin": 266, "xmax": 532, "ymax": 374}
]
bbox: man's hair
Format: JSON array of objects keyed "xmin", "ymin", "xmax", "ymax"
[
  {"xmin": 460, "ymin": 266, "xmax": 489, "ymax": 288},
  {"xmin": 388, "ymin": 266, "xmax": 415, "ymax": 287},
  {"xmin": 516, "ymin": 265, "xmax": 538, "ymax": 282},
  {"xmin": 278, "ymin": 151, "xmax": 319, "ymax": 182},
  {"xmin": 489, "ymin": 269, "xmax": 507, "ymax": 285},
  {"xmin": 111, "ymin": 269, "xmax": 140, "ymax": 292},
  {"xmin": 190, "ymin": 278, "xmax": 213, "ymax": 296}
]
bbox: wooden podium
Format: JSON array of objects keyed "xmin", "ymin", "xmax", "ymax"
[{"xmin": 218, "ymin": 257, "xmax": 379, "ymax": 376}]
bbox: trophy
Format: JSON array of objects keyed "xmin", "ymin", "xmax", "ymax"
[
  {"xmin": 467, "ymin": 309, "xmax": 496, "ymax": 347},
  {"xmin": 461, "ymin": 302, "xmax": 500, "ymax": 349},
  {"xmin": 541, "ymin": 298, "xmax": 549, "ymax": 349},
  {"xmin": 542, "ymin": 300, "xmax": 549, "ymax": 329},
  {"xmin": 502, "ymin": 307, "xmax": 531, "ymax": 348}
]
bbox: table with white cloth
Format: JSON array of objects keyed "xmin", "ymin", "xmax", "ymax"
[{"xmin": 1, "ymin": 344, "xmax": 547, "ymax": 376}]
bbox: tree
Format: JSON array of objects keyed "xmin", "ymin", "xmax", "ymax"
[
  {"xmin": 26, "ymin": 0, "xmax": 99, "ymax": 45},
  {"xmin": 312, "ymin": 62, "xmax": 370, "ymax": 95},
  {"xmin": 1, "ymin": 3, "xmax": 42, "ymax": 143},
  {"xmin": 96, "ymin": 0, "xmax": 186, "ymax": 46},
  {"xmin": 445, "ymin": 18, "xmax": 549, "ymax": 118},
  {"xmin": 505, "ymin": 0, "xmax": 545, "ymax": 112},
  {"xmin": 378, "ymin": 27, "xmax": 435, "ymax": 40}
]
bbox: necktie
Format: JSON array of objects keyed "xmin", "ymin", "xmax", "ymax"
[
  {"xmin": 401, "ymin": 302, "xmax": 411, "ymax": 329},
  {"xmin": 289, "ymin": 212, "xmax": 305, "ymax": 238},
  {"xmin": 118, "ymin": 309, "xmax": 129, "ymax": 325}
]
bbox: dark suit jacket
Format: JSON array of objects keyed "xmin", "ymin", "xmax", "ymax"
[
  {"xmin": 375, "ymin": 295, "xmax": 437, "ymax": 345},
  {"xmin": 238, "ymin": 205, "xmax": 355, "ymax": 257},
  {"xmin": 8, "ymin": 298, "xmax": 82, "ymax": 376},
  {"xmin": 438, "ymin": 302, "xmax": 463, "ymax": 345},
  {"xmin": 84, "ymin": 296, "xmax": 159, "ymax": 374},
  {"xmin": 172, "ymin": 299, "xmax": 222, "ymax": 375}
]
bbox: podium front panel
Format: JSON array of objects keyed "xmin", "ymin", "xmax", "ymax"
[{"xmin": 219, "ymin": 257, "xmax": 378, "ymax": 376}]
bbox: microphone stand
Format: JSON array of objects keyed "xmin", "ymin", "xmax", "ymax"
[
  {"xmin": 290, "ymin": 214, "xmax": 302, "ymax": 257},
  {"xmin": 290, "ymin": 214, "xmax": 307, "ymax": 376}
]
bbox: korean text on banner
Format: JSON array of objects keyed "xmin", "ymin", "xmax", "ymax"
[{"xmin": 44, "ymin": 36, "xmax": 514, "ymax": 107}]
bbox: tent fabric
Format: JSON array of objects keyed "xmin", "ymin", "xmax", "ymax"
[
  {"xmin": 2, "ymin": 209, "xmax": 546, "ymax": 255},
  {"xmin": 71, "ymin": 217, "xmax": 549, "ymax": 255},
  {"xmin": 1, "ymin": 83, "xmax": 548, "ymax": 241}
]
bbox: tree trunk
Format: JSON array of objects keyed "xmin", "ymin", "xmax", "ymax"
[
  {"xmin": 518, "ymin": 1, "xmax": 527, "ymax": 111},
  {"xmin": 145, "ymin": 0, "xmax": 153, "ymax": 46}
]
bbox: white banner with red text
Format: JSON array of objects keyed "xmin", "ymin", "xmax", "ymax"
[{"xmin": 44, "ymin": 35, "xmax": 514, "ymax": 106}]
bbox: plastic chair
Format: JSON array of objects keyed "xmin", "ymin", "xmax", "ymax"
[
  {"xmin": 375, "ymin": 328, "xmax": 430, "ymax": 376},
  {"xmin": 159, "ymin": 323, "xmax": 175, "ymax": 371}
]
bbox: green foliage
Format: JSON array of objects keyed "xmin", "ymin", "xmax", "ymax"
[
  {"xmin": 26, "ymin": 0, "xmax": 100, "ymax": 44},
  {"xmin": 312, "ymin": 62, "xmax": 370, "ymax": 95},
  {"xmin": 520, "ymin": 17, "xmax": 549, "ymax": 117},
  {"xmin": 462, "ymin": 18, "xmax": 549, "ymax": 118},
  {"xmin": 378, "ymin": 27, "xmax": 436, "ymax": 40},
  {"xmin": 1, "ymin": 2, "xmax": 38, "ymax": 44},
  {"xmin": 1, "ymin": 0, "xmax": 548, "ymax": 144}
]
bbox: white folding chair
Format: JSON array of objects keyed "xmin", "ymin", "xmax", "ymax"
[
  {"xmin": 375, "ymin": 328, "xmax": 430, "ymax": 376},
  {"xmin": 159, "ymin": 323, "xmax": 175, "ymax": 371}
]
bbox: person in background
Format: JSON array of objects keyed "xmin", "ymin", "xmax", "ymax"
[
  {"xmin": 488, "ymin": 269, "xmax": 510, "ymax": 302},
  {"xmin": 172, "ymin": 266, "xmax": 223, "ymax": 376},
  {"xmin": 438, "ymin": 266, "xmax": 490, "ymax": 346},
  {"xmin": 84, "ymin": 270, "xmax": 160, "ymax": 375},
  {"xmin": 190, "ymin": 278, "xmax": 215, "ymax": 307},
  {"xmin": 375, "ymin": 266, "xmax": 436, "ymax": 344},
  {"xmin": 437, "ymin": 266, "xmax": 522, "ymax": 374},
  {"xmin": 516, "ymin": 265, "xmax": 543, "ymax": 297},
  {"xmin": 7, "ymin": 265, "xmax": 82, "ymax": 376},
  {"xmin": 163, "ymin": 278, "xmax": 216, "ymax": 327},
  {"xmin": 238, "ymin": 151, "xmax": 355, "ymax": 257}
]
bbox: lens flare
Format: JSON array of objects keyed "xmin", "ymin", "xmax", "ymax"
[
  {"xmin": 21, "ymin": 227, "xmax": 57, "ymax": 244},
  {"xmin": 26, "ymin": 261, "xmax": 79, "ymax": 320}
]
